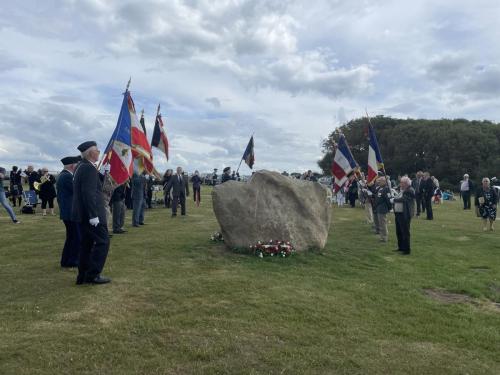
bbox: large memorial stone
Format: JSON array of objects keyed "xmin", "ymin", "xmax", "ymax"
[{"xmin": 212, "ymin": 170, "xmax": 332, "ymax": 251}]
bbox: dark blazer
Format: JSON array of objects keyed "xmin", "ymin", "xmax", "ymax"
[
  {"xmin": 374, "ymin": 186, "xmax": 392, "ymax": 214},
  {"xmin": 56, "ymin": 169, "xmax": 74, "ymax": 221},
  {"xmin": 111, "ymin": 184, "xmax": 126, "ymax": 203},
  {"xmin": 421, "ymin": 178, "xmax": 435, "ymax": 198},
  {"xmin": 71, "ymin": 159, "xmax": 107, "ymax": 225},
  {"xmin": 191, "ymin": 175, "xmax": 202, "ymax": 189},
  {"xmin": 39, "ymin": 174, "xmax": 57, "ymax": 200},
  {"xmin": 411, "ymin": 178, "xmax": 422, "ymax": 196},
  {"xmin": 165, "ymin": 174, "xmax": 189, "ymax": 197},
  {"xmin": 394, "ymin": 187, "xmax": 416, "ymax": 220}
]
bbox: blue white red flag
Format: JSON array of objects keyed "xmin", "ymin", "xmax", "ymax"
[
  {"xmin": 151, "ymin": 104, "xmax": 169, "ymax": 161},
  {"xmin": 131, "ymin": 103, "xmax": 154, "ymax": 174},
  {"xmin": 242, "ymin": 136, "xmax": 255, "ymax": 169},
  {"xmin": 331, "ymin": 134, "xmax": 358, "ymax": 193},
  {"xmin": 101, "ymin": 90, "xmax": 134, "ymax": 187},
  {"xmin": 367, "ymin": 122, "xmax": 384, "ymax": 185}
]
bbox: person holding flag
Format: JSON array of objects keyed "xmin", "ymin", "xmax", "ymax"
[
  {"xmin": 72, "ymin": 141, "xmax": 111, "ymax": 285},
  {"xmin": 331, "ymin": 134, "xmax": 358, "ymax": 194}
]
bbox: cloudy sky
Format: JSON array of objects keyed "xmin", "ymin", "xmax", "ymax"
[{"xmin": 1, "ymin": 0, "xmax": 499, "ymax": 174}]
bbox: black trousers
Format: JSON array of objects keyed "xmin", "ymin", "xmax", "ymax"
[
  {"xmin": 395, "ymin": 214, "xmax": 411, "ymax": 253},
  {"xmin": 41, "ymin": 197, "xmax": 54, "ymax": 209},
  {"xmin": 348, "ymin": 193, "xmax": 356, "ymax": 207},
  {"xmin": 462, "ymin": 191, "xmax": 471, "ymax": 209},
  {"xmin": 78, "ymin": 222, "xmax": 110, "ymax": 282},
  {"xmin": 415, "ymin": 194, "xmax": 423, "ymax": 216},
  {"xmin": 164, "ymin": 192, "xmax": 171, "ymax": 208},
  {"xmin": 61, "ymin": 220, "xmax": 81, "ymax": 267},
  {"xmin": 425, "ymin": 196, "xmax": 433, "ymax": 219},
  {"xmin": 172, "ymin": 194, "xmax": 186, "ymax": 215}
]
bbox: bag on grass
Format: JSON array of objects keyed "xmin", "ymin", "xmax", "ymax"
[{"xmin": 21, "ymin": 205, "xmax": 35, "ymax": 214}]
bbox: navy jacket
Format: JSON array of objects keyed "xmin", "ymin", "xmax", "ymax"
[
  {"xmin": 56, "ymin": 169, "xmax": 74, "ymax": 221},
  {"xmin": 71, "ymin": 159, "xmax": 107, "ymax": 225},
  {"xmin": 165, "ymin": 174, "xmax": 189, "ymax": 197}
]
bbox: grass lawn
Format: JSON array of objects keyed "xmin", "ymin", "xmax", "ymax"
[{"xmin": 1, "ymin": 188, "xmax": 499, "ymax": 374}]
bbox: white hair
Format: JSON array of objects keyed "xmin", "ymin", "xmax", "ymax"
[{"xmin": 400, "ymin": 176, "xmax": 411, "ymax": 186}]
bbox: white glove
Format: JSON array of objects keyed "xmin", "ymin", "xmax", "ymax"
[
  {"xmin": 390, "ymin": 198, "xmax": 394, "ymax": 204},
  {"xmin": 367, "ymin": 190, "xmax": 373, "ymax": 196},
  {"xmin": 89, "ymin": 217, "xmax": 100, "ymax": 227}
]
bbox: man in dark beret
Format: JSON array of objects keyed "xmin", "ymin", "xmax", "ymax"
[
  {"xmin": 72, "ymin": 141, "xmax": 111, "ymax": 284},
  {"xmin": 57, "ymin": 156, "xmax": 82, "ymax": 268},
  {"xmin": 221, "ymin": 167, "xmax": 232, "ymax": 183}
]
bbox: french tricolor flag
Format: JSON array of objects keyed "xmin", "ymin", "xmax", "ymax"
[
  {"xmin": 101, "ymin": 90, "xmax": 135, "ymax": 186},
  {"xmin": 367, "ymin": 122, "xmax": 384, "ymax": 185},
  {"xmin": 331, "ymin": 134, "xmax": 358, "ymax": 193},
  {"xmin": 151, "ymin": 108, "xmax": 169, "ymax": 161}
]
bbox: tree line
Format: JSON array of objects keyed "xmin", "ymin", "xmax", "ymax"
[{"xmin": 318, "ymin": 116, "xmax": 500, "ymax": 191}]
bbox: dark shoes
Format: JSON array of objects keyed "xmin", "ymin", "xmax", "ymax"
[
  {"xmin": 171, "ymin": 214, "xmax": 177, "ymax": 217},
  {"xmin": 113, "ymin": 229, "xmax": 127, "ymax": 234},
  {"xmin": 139, "ymin": 222, "xmax": 145, "ymax": 225},
  {"xmin": 132, "ymin": 224, "xmax": 140, "ymax": 227},
  {"xmin": 76, "ymin": 275, "xmax": 112, "ymax": 285},
  {"xmin": 88, "ymin": 275, "xmax": 111, "ymax": 284}
]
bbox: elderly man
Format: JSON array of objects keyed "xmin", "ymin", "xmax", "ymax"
[
  {"xmin": 56, "ymin": 156, "xmax": 82, "ymax": 268},
  {"xmin": 459, "ymin": 174, "xmax": 474, "ymax": 210},
  {"xmin": 374, "ymin": 177, "xmax": 392, "ymax": 242},
  {"xmin": 72, "ymin": 141, "xmax": 111, "ymax": 285},
  {"xmin": 392, "ymin": 176, "xmax": 416, "ymax": 255},
  {"xmin": 165, "ymin": 166, "xmax": 189, "ymax": 217}
]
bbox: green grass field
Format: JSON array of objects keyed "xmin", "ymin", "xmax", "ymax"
[{"xmin": 1, "ymin": 189, "xmax": 499, "ymax": 374}]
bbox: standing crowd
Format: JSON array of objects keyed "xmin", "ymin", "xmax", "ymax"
[{"xmin": 335, "ymin": 170, "xmax": 498, "ymax": 255}]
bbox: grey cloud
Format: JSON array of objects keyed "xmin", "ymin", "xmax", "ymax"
[
  {"xmin": 461, "ymin": 65, "xmax": 500, "ymax": 97},
  {"xmin": 425, "ymin": 52, "xmax": 470, "ymax": 82},
  {"xmin": 205, "ymin": 97, "xmax": 221, "ymax": 108}
]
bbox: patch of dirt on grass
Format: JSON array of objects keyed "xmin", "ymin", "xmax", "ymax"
[
  {"xmin": 423, "ymin": 288, "xmax": 476, "ymax": 304},
  {"xmin": 423, "ymin": 288, "xmax": 500, "ymax": 313}
]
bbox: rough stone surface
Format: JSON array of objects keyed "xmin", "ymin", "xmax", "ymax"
[{"xmin": 212, "ymin": 170, "xmax": 332, "ymax": 251}]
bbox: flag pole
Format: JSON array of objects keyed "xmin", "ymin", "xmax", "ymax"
[
  {"xmin": 365, "ymin": 108, "xmax": 393, "ymax": 195},
  {"xmin": 236, "ymin": 132, "xmax": 254, "ymax": 174},
  {"xmin": 97, "ymin": 78, "xmax": 132, "ymax": 170}
]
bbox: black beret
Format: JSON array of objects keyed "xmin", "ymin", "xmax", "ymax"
[
  {"xmin": 223, "ymin": 167, "xmax": 230, "ymax": 172},
  {"xmin": 61, "ymin": 155, "xmax": 82, "ymax": 165},
  {"xmin": 77, "ymin": 141, "xmax": 97, "ymax": 152}
]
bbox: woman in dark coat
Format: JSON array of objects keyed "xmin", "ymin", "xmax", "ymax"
[
  {"xmin": 38, "ymin": 167, "xmax": 57, "ymax": 216},
  {"xmin": 9, "ymin": 166, "xmax": 23, "ymax": 207},
  {"xmin": 162, "ymin": 169, "xmax": 173, "ymax": 208},
  {"xmin": 475, "ymin": 177, "xmax": 498, "ymax": 231},
  {"xmin": 191, "ymin": 170, "xmax": 202, "ymax": 207}
]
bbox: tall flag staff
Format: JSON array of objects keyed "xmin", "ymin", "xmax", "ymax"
[
  {"xmin": 331, "ymin": 133, "xmax": 358, "ymax": 193},
  {"xmin": 131, "ymin": 100, "xmax": 154, "ymax": 175},
  {"xmin": 151, "ymin": 103, "xmax": 170, "ymax": 161},
  {"xmin": 140, "ymin": 109, "xmax": 147, "ymax": 136},
  {"xmin": 99, "ymin": 78, "xmax": 135, "ymax": 202},
  {"xmin": 365, "ymin": 109, "xmax": 389, "ymax": 190},
  {"xmin": 237, "ymin": 134, "xmax": 255, "ymax": 173}
]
